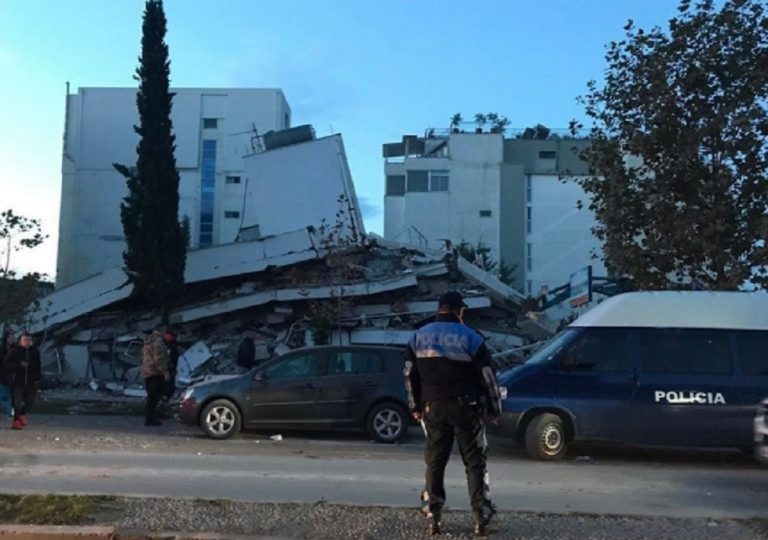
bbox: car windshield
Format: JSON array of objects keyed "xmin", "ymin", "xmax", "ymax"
[{"xmin": 524, "ymin": 328, "xmax": 582, "ymax": 365}]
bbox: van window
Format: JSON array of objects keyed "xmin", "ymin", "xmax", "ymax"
[
  {"xmin": 559, "ymin": 331, "xmax": 629, "ymax": 372},
  {"xmin": 736, "ymin": 332, "xmax": 768, "ymax": 376},
  {"xmin": 524, "ymin": 329, "xmax": 581, "ymax": 366},
  {"xmin": 640, "ymin": 331, "xmax": 732, "ymax": 375}
]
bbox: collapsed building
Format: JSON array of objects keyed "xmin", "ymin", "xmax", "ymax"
[
  {"xmin": 30, "ymin": 230, "xmax": 551, "ymax": 396},
  {"xmin": 34, "ymin": 124, "xmax": 554, "ymax": 398}
]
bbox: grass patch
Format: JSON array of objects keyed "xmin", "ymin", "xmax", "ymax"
[{"xmin": 0, "ymin": 494, "xmax": 113, "ymax": 525}]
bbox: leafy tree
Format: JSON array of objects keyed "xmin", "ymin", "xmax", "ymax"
[
  {"xmin": 456, "ymin": 240, "xmax": 517, "ymax": 285},
  {"xmin": 0, "ymin": 210, "xmax": 49, "ymax": 329},
  {"xmin": 570, "ymin": 0, "xmax": 768, "ymax": 290},
  {"xmin": 114, "ymin": 0, "xmax": 187, "ymax": 319}
]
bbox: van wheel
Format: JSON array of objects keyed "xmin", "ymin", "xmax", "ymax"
[
  {"xmin": 201, "ymin": 399, "xmax": 241, "ymax": 440},
  {"xmin": 367, "ymin": 402, "xmax": 407, "ymax": 443},
  {"xmin": 525, "ymin": 413, "xmax": 568, "ymax": 461}
]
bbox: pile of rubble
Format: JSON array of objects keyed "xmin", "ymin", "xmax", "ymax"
[{"xmin": 30, "ymin": 231, "xmax": 551, "ymax": 395}]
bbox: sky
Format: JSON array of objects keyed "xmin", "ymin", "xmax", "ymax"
[{"xmin": 0, "ymin": 0, "xmax": 682, "ymax": 278}]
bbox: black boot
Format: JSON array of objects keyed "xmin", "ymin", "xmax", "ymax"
[
  {"xmin": 473, "ymin": 510, "xmax": 491, "ymax": 537},
  {"xmin": 426, "ymin": 509, "xmax": 441, "ymax": 536}
]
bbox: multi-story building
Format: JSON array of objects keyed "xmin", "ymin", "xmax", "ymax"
[
  {"xmin": 57, "ymin": 87, "xmax": 291, "ymax": 287},
  {"xmin": 383, "ymin": 131, "xmax": 606, "ymax": 296}
]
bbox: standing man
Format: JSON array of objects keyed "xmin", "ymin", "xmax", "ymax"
[
  {"xmin": 142, "ymin": 324, "xmax": 171, "ymax": 427},
  {"xmin": 162, "ymin": 329, "xmax": 180, "ymax": 402},
  {"xmin": 0, "ymin": 332, "xmax": 16, "ymax": 418},
  {"xmin": 405, "ymin": 291, "xmax": 502, "ymax": 537},
  {"xmin": 5, "ymin": 333, "xmax": 41, "ymax": 430}
]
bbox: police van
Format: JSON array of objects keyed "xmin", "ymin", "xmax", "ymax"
[{"xmin": 494, "ymin": 291, "xmax": 768, "ymax": 461}]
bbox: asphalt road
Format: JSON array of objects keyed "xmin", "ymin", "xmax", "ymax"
[{"xmin": 0, "ymin": 414, "xmax": 766, "ymax": 520}]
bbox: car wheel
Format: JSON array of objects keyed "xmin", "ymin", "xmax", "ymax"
[
  {"xmin": 200, "ymin": 399, "xmax": 242, "ymax": 440},
  {"xmin": 367, "ymin": 402, "xmax": 407, "ymax": 443},
  {"xmin": 525, "ymin": 413, "xmax": 568, "ymax": 461}
]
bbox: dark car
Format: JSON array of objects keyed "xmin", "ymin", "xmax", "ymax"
[{"xmin": 178, "ymin": 345, "xmax": 410, "ymax": 443}]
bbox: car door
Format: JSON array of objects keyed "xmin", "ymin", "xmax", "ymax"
[
  {"xmin": 247, "ymin": 350, "xmax": 324, "ymax": 425},
  {"xmin": 631, "ymin": 329, "xmax": 742, "ymax": 446},
  {"xmin": 734, "ymin": 331, "xmax": 768, "ymax": 446},
  {"xmin": 544, "ymin": 329, "xmax": 635, "ymax": 441},
  {"xmin": 314, "ymin": 348, "xmax": 386, "ymax": 424}
]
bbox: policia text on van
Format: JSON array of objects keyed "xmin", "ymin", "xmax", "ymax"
[{"xmin": 492, "ymin": 292, "xmax": 768, "ymax": 461}]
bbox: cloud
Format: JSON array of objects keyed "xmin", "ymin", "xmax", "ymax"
[{"xmin": 357, "ymin": 196, "xmax": 382, "ymax": 220}]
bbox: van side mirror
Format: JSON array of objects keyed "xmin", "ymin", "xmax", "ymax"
[{"xmin": 254, "ymin": 371, "xmax": 268, "ymax": 382}]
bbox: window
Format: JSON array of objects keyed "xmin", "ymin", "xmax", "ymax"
[
  {"xmin": 559, "ymin": 331, "xmax": 630, "ymax": 372},
  {"xmin": 641, "ymin": 331, "xmax": 732, "ymax": 375},
  {"xmin": 386, "ymin": 175, "xmax": 406, "ymax": 196},
  {"xmin": 203, "ymin": 118, "xmax": 218, "ymax": 129},
  {"xmin": 329, "ymin": 351, "xmax": 384, "ymax": 375},
  {"xmin": 284, "ymin": 113, "xmax": 290, "ymax": 128},
  {"xmin": 429, "ymin": 170, "xmax": 449, "ymax": 191},
  {"xmin": 526, "ymin": 280, "xmax": 532, "ymax": 295},
  {"xmin": 479, "ymin": 210, "xmax": 492, "ymax": 217},
  {"xmin": 406, "ymin": 170, "xmax": 429, "ymax": 192},
  {"xmin": 225, "ymin": 176, "xmax": 241, "ymax": 184},
  {"xmin": 539, "ymin": 150, "xmax": 556, "ymax": 160},
  {"xmin": 737, "ymin": 332, "xmax": 768, "ymax": 375},
  {"xmin": 526, "ymin": 177, "xmax": 532, "ymax": 203},
  {"xmin": 224, "ymin": 211, "xmax": 240, "ymax": 219},
  {"xmin": 265, "ymin": 354, "xmax": 320, "ymax": 380},
  {"xmin": 199, "ymin": 140, "xmax": 217, "ymax": 247},
  {"xmin": 526, "ymin": 207, "xmax": 532, "ymax": 234},
  {"xmin": 526, "ymin": 243, "xmax": 532, "ymax": 271}
]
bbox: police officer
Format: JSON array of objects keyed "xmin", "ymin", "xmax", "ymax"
[{"xmin": 405, "ymin": 291, "xmax": 502, "ymax": 537}]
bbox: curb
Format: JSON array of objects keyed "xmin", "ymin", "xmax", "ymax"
[
  {"xmin": 0, "ymin": 526, "xmax": 291, "ymax": 539},
  {"xmin": 0, "ymin": 525, "xmax": 114, "ymax": 539}
]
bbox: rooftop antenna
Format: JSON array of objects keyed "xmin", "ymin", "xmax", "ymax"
[
  {"xmin": 230, "ymin": 122, "xmax": 263, "ymax": 153},
  {"xmin": 329, "ymin": 123, "xmax": 335, "ymax": 135}
]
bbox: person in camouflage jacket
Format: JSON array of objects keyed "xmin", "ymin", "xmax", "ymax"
[{"xmin": 141, "ymin": 325, "xmax": 171, "ymax": 426}]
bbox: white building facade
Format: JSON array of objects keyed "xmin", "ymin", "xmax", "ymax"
[
  {"xmin": 383, "ymin": 132, "xmax": 606, "ymax": 295},
  {"xmin": 57, "ymin": 87, "xmax": 291, "ymax": 287}
]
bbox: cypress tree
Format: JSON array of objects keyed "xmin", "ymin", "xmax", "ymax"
[{"xmin": 114, "ymin": 0, "xmax": 186, "ymax": 320}]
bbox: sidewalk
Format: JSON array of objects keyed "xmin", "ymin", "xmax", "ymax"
[
  {"xmin": 0, "ymin": 496, "xmax": 763, "ymax": 540},
  {"xmin": 0, "ymin": 526, "xmax": 288, "ymax": 539}
]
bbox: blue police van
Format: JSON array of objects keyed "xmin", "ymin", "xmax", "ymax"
[{"xmin": 494, "ymin": 291, "xmax": 768, "ymax": 460}]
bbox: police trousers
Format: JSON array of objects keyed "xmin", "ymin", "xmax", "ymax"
[{"xmin": 422, "ymin": 396, "xmax": 492, "ymax": 517}]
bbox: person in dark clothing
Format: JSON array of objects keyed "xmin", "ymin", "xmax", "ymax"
[
  {"xmin": 236, "ymin": 336, "xmax": 256, "ymax": 369},
  {"xmin": 5, "ymin": 332, "xmax": 42, "ymax": 430},
  {"xmin": 0, "ymin": 332, "xmax": 14, "ymax": 417},
  {"xmin": 405, "ymin": 291, "xmax": 502, "ymax": 537},
  {"xmin": 162, "ymin": 330, "xmax": 180, "ymax": 401}
]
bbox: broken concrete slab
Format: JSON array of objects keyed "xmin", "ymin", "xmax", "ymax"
[
  {"xmin": 171, "ymin": 274, "xmax": 419, "ymax": 324},
  {"xmin": 456, "ymin": 257, "xmax": 526, "ymax": 305},
  {"xmin": 29, "ymin": 228, "xmax": 331, "ymax": 333},
  {"xmin": 122, "ymin": 386, "xmax": 147, "ymax": 398},
  {"xmin": 177, "ymin": 341, "xmax": 213, "ymax": 381}
]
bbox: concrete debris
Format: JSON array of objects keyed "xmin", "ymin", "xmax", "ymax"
[
  {"xmin": 177, "ymin": 341, "xmax": 213, "ymax": 383},
  {"xmin": 32, "ymin": 235, "xmax": 548, "ymax": 396},
  {"xmin": 123, "ymin": 386, "xmax": 147, "ymax": 398}
]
